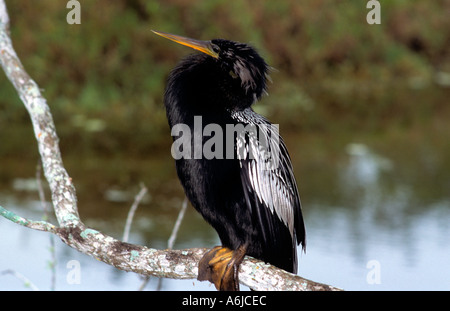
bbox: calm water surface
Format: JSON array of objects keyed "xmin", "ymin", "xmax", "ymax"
[{"xmin": 0, "ymin": 125, "xmax": 449, "ymax": 291}]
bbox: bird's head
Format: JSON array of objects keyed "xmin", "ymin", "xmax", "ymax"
[{"xmin": 153, "ymin": 30, "xmax": 269, "ymax": 108}]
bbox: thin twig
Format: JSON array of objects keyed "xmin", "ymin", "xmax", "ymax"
[
  {"xmin": 1, "ymin": 269, "xmax": 40, "ymax": 291},
  {"xmin": 0, "ymin": 206, "xmax": 58, "ymax": 233},
  {"xmin": 167, "ymin": 196, "xmax": 188, "ymax": 249},
  {"xmin": 36, "ymin": 162, "xmax": 56, "ymax": 290},
  {"xmin": 152, "ymin": 196, "xmax": 189, "ymax": 291},
  {"xmin": 122, "ymin": 183, "xmax": 150, "ymax": 291},
  {"xmin": 36, "ymin": 162, "xmax": 50, "ymax": 217},
  {"xmin": 122, "ymin": 184, "xmax": 148, "ymax": 243}
]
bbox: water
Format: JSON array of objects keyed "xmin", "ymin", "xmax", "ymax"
[{"xmin": 0, "ymin": 127, "xmax": 449, "ymax": 291}]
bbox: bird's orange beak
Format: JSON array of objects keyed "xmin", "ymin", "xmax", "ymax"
[{"xmin": 152, "ymin": 30, "xmax": 219, "ymax": 59}]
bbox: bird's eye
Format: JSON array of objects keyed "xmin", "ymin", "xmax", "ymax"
[{"xmin": 211, "ymin": 44, "xmax": 220, "ymax": 54}]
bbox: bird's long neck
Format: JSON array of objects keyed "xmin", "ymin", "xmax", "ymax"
[{"xmin": 164, "ymin": 54, "xmax": 256, "ymax": 128}]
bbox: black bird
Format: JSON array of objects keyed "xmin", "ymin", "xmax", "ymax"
[{"xmin": 153, "ymin": 30, "xmax": 306, "ymax": 291}]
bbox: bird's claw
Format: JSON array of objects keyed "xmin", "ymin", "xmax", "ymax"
[{"xmin": 197, "ymin": 246, "xmax": 246, "ymax": 291}]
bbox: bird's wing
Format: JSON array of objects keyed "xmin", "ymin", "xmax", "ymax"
[{"xmin": 231, "ymin": 109, "xmax": 305, "ymax": 246}]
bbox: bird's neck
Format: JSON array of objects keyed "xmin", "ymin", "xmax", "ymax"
[{"xmin": 164, "ymin": 54, "xmax": 256, "ymax": 126}]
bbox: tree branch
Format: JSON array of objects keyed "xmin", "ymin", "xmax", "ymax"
[
  {"xmin": 0, "ymin": 1, "xmax": 79, "ymax": 229},
  {"xmin": 0, "ymin": 1, "xmax": 341, "ymax": 291}
]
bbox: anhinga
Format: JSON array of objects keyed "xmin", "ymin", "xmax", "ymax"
[{"xmin": 153, "ymin": 30, "xmax": 306, "ymax": 291}]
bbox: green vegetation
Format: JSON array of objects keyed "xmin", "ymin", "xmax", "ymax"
[{"xmin": 1, "ymin": 0, "xmax": 449, "ymax": 158}]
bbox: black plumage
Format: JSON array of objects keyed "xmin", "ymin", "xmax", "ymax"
[{"xmin": 154, "ymin": 31, "xmax": 306, "ymax": 290}]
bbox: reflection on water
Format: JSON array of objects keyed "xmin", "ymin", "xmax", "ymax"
[
  {"xmin": 343, "ymin": 143, "xmax": 393, "ymax": 187},
  {"xmin": 1, "ymin": 126, "xmax": 449, "ymax": 291}
]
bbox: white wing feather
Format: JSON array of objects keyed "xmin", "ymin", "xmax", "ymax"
[{"xmin": 231, "ymin": 108, "xmax": 298, "ymax": 237}]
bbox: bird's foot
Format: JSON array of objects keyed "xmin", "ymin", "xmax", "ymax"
[{"xmin": 197, "ymin": 245, "xmax": 246, "ymax": 291}]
